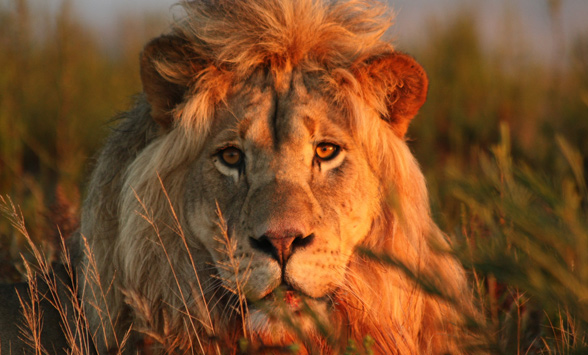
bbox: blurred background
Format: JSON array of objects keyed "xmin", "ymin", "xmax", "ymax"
[{"xmin": 1, "ymin": 0, "xmax": 587, "ymax": 352}]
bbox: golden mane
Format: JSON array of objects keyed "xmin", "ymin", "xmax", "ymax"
[
  {"xmin": 79, "ymin": 0, "xmax": 475, "ymax": 353},
  {"xmin": 154, "ymin": 0, "xmax": 396, "ymax": 132},
  {"xmin": 178, "ymin": 0, "xmax": 391, "ymax": 75}
]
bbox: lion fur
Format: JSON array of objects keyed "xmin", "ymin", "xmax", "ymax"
[{"xmin": 79, "ymin": 0, "xmax": 476, "ymax": 353}]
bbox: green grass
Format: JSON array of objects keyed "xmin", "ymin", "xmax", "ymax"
[{"xmin": 1, "ymin": 1, "xmax": 588, "ymax": 353}]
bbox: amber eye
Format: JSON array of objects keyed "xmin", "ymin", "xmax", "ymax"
[
  {"xmin": 315, "ymin": 143, "xmax": 340, "ymax": 161},
  {"xmin": 219, "ymin": 147, "xmax": 243, "ymax": 167}
]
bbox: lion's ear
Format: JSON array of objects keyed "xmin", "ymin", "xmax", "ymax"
[
  {"xmin": 140, "ymin": 35, "xmax": 199, "ymax": 128},
  {"xmin": 356, "ymin": 52, "xmax": 428, "ymax": 138}
]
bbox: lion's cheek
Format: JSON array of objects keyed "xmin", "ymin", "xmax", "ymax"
[
  {"xmin": 339, "ymin": 174, "xmax": 380, "ymax": 249},
  {"xmin": 284, "ymin": 254, "xmax": 345, "ymax": 298},
  {"xmin": 243, "ymin": 261, "xmax": 282, "ymax": 300}
]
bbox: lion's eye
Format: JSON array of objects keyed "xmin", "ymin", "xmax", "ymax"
[
  {"xmin": 315, "ymin": 143, "xmax": 340, "ymax": 161},
  {"xmin": 219, "ymin": 147, "xmax": 243, "ymax": 167}
]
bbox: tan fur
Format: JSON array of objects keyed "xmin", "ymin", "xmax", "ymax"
[{"xmin": 79, "ymin": 0, "xmax": 475, "ymax": 353}]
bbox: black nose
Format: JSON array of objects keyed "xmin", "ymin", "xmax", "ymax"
[{"xmin": 249, "ymin": 230, "xmax": 315, "ymax": 266}]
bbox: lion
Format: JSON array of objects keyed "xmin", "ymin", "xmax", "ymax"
[{"xmin": 78, "ymin": 0, "xmax": 476, "ymax": 353}]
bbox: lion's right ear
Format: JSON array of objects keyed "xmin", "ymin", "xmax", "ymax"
[
  {"xmin": 140, "ymin": 35, "xmax": 199, "ymax": 128},
  {"xmin": 353, "ymin": 52, "xmax": 428, "ymax": 138}
]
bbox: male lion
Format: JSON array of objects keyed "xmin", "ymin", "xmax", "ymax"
[{"xmin": 79, "ymin": 0, "xmax": 475, "ymax": 353}]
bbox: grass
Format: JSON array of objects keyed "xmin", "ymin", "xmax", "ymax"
[
  {"xmin": 1, "ymin": 0, "xmax": 587, "ymax": 353},
  {"xmin": 450, "ymin": 127, "xmax": 588, "ymax": 354},
  {"xmin": 0, "ymin": 196, "xmax": 95, "ymax": 354}
]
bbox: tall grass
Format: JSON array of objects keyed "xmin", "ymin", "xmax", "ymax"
[
  {"xmin": 407, "ymin": 10, "xmax": 588, "ymax": 232},
  {"xmin": 0, "ymin": 0, "xmax": 168, "ymax": 282},
  {"xmin": 450, "ymin": 126, "xmax": 588, "ymax": 354},
  {"xmin": 1, "ymin": 0, "xmax": 587, "ymax": 353}
]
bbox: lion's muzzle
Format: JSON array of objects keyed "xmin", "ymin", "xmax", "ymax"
[{"xmin": 249, "ymin": 230, "xmax": 315, "ymax": 266}]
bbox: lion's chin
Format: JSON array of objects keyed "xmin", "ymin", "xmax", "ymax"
[{"xmin": 246, "ymin": 290, "xmax": 330, "ymax": 346}]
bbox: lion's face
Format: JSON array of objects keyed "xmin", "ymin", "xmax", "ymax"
[{"xmin": 184, "ymin": 69, "xmax": 380, "ymax": 328}]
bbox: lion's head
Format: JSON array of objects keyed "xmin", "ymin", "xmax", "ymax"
[{"xmin": 79, "ymin": 0, "xmax": 474, "ymax": 353}]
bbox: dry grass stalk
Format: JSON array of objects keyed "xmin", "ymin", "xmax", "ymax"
[{"xmin": 212, "ymin": 202, "xmax": 251, "ymax": 339}]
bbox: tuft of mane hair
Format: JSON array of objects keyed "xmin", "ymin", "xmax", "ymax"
[
  {"xmin": 179, "ymin": 0, "xmax": 391, "ymax": 73},
  {"xmin": 151, "ymin": 0, "xmax": 395, "ymax": 131}
]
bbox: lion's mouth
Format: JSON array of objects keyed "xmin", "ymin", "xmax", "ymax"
[
  {"xmin": 257, "ymin": 288, "xmax": 303, "ymax": 312},
  {"xmin": 283, "ymin": 290, "xmax": 303, "ymax": 311},
  {"xmin": 247, "ymin": 285, "xmax": 329, "ymax": 315},
  {"xmin": 244, "ymin": 286, "xmax": 331, "ymax": 339}
]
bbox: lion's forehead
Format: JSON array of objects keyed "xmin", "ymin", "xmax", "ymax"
[{"xmin": 211, "ymin": 70, "xmax": 349, "ymax": 151}]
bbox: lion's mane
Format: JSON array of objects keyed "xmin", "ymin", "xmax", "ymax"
[{"xmin": 79, "ymin": 0, "xmax": 475, "ymax": 353}]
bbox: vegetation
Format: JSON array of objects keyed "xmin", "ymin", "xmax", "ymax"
[
  {"xmin": 0, "ymin": 0, "xmax": 167, "ymax": 281},
  {"xmin": 1, "ymin": 0, "xmax": 587, "ymax": 353}
]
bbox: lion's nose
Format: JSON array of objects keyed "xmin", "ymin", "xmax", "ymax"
[{"xmin": 249, "ymin": 230, "xmax": 315, "ymax": 266}]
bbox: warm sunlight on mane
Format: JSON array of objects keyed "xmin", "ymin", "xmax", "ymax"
[{"xmin": 78, "ymin": 0, "xmax": 477, "ymax": 353}]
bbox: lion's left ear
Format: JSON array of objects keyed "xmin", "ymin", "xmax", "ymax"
[
  {"xmin": 354, "ymin": 52, "xmax": 428, "ymax": 138},
  {"xmin": 140, "ymin": 35, "xmax": 201, "ymax": 129}
]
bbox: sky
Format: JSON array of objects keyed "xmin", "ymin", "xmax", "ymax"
[
  {"xmin": 391, "ymin": 0, "xmax": 588, "ymax": 63},
  {"xmin": 22, "ymin": 0, "xmax": 588, "ymax": 62}
]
